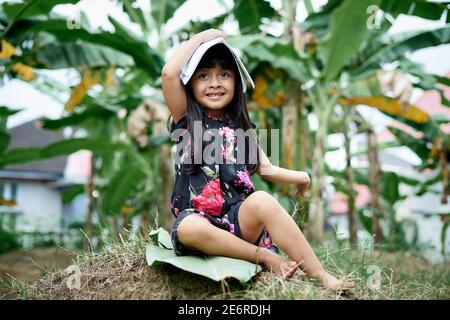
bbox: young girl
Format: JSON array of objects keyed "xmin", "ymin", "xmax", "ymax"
[{"xmin": 162, "ymin": 29, "xmax": 355, "ymax": 292}]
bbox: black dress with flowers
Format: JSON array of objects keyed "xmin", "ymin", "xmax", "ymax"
[{"xmin": 170, "ymin": 112, "xmax": 276, "ymax": 254}]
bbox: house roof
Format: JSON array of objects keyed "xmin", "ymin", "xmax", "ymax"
[{"xmin": 3, "ymin": 120, "xmax": 67, "ymax": 176}]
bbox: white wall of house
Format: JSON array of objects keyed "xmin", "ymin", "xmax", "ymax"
[{"xmin": 15, "ymin": 182, "xmax": 62, "ymax": 233}]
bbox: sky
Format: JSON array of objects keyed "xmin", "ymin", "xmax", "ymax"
[{"xmin": 1, "ymin": 0, "xmax": 450, "ymax": 130}]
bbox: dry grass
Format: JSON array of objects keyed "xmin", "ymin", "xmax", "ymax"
[{"xmin": 1, "ymin": 231, "xmax": 449, "ymax": 300}]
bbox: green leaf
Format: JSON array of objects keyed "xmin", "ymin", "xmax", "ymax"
[
  {"xmin": 62, "ymin": 184, "xmax": 85, "ymax": 204},
  {"xmin": 0, "ymin": 130, "xmax": 10, "ymax": 155},
  {"xmin": 441, "ymin": 220, "xmax": 449, "ymax": 257},
  {"xmin": 42, "ymin": 138, "xmax": 126, "ymax": 158},
  {"xmin": 380, "ymin": 0, "xmax": 448, "ymax": 21},
  {"xmin": 177, "ymin": 12, "xmax": 229, "ymax": 36},
  {"xmin": 355, "ymin": 26, "xmax": 450, "ymax": 74},
  {"xmin": 149, "ymin": 227, "xmax": 173, "ymax": 249},
  {"xmin": 17, "ymin": 19, "xmax": 164, "ymax": 78},
  {"xmin": 40, "ymin": 107, "xmax": 114, "ymax": 130},
  {"xmin": 21, "ymin": 42, "xmax": 134, "ymax": 69},
  {"xmin": 0, "ymin": 148, "xmax": 41, "ymax": 168},
  {"xmin": 416, "ymin": 172, "xmax": 442, "ymax": 196},
  {"xmin": 357, "ymin": 209, "xmax": 373, "ymax": 234},
  {"xmin": 0, "ymin": 138, "xmax": 127, "ymax": 167},
  {"xmin": 102, "ymin": 163, "xmax": 146, "ymax": 215},
  {"xmin": 146, "ymin": 230, "xmax": 261, "ymax": 283},
  {"xmin": 229, "ymin": 35, "xmax": 310, "ymax": 82},
  {"xmin": 0, "ymin": 106, "xmax": 21, "ymax": 118},
  {"xmin": 121, "ymin": 0, "xmax": 149, "ymax": 33},
  {"xmin": 344, "ymin": 70, "xmax": 382, "ymax": 97},
  {"xmin": 382, "ymin": 172, "xmax": 400, "ymax": 206},
  {"xmin": 388, "ymin": 126, "xmax": 430, "ymax": 161},
  {"xmin": 150, "ymin": 0, "xmax": 185, "ymax": 32},
  {"xmin": 318, "ymin": 0, "xmax": 380, "ymax": 82},
  {"xmin": 233, "ymin": 0, "xmax": 276, "ymax": 34}
]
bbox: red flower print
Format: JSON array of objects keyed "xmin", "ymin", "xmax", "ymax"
[{"xmin": 192, "ymin": 179, "xmax": 224, "ymax": 216}]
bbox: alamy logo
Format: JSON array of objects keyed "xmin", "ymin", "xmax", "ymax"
[
  {"xmin": 66, "ymin": 12, "xmax": 81, "ymax": 30},
  {"xmin": 65, "ymin": 264, "xmax": 81, "ymax": 290},
  {"xmin": 171, "ymin": 121, "xmax": 280, "ymax": 175},
  {"xmin": 367, "ymin": 5, "xmax": 382, "ymax": 30},
  {"xmin": 366, "ymin": 265, "xmax": 381, "ymax": 290}
]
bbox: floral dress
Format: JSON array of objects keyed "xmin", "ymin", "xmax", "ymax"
[{"xmin": 169, "ymin": 112, "xmax": 277, "ymax": 256}]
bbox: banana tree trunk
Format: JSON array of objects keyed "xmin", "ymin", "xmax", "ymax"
[
  {"xmin": 344, "ymin": 110, "xmax": 357, "ymax": 245},
  {"xmin": 297, "ymin": 92, "xmax": 308, "ymax": 171},
  {"xmin": 439, "ymin": 138, "xmax": 449, "ymax": 204},
  {"xmin": 308, "ymin": 108, "xmax": 328, "ymax": 242},
  {"xmin": 84, "ymin": 154, "xmax": 95, "ymax": 250},
  {"xmin": 282, "ymin": 87, "xmax": 298, "ymax": 195},
  {"xmin": 157, "ymin": 144, "xmax": 173, "ymax": 229},
  {"xmin": 307, "ymin": 85, "xmax": 338, "ymax": 242},
  {"xmin": 367, "ymin": 128, "xmax": 383, "ymax": 243}
]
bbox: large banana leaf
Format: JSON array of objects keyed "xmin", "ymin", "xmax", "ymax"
[
  {"xmin": 146, "ymin": 228, "xmax": 261, "ymax": 283},
  {"xmin": 40, "ymin": 106, "xmax": 114, "ymax": 130},
  {"xmin": 317, "ymin": 0, "xmax": 381, "ymax": 82},
  {"xmin": 228, "ymin": 35, "xmax": 310, "ymax": 82},
  {"xmin": 233, "ymin": 0, "xmax": 276, "ymax": 34},
  {"xmin": 13, "ymin": 19, "xmax": 164, "ymax": 78},
  {"xmin": 354, "ymin": 26, "xmax": 450, "ymax": 74},
  {"xmin": 380, "ymin": 0, "xmax": 449, "ymax": 21},
  {"xmin": 0, "ymin": 138, "xmax": 127, "ymax": 167},
  {"xmin": 21, "ymin": 42, "xmax": 134, "ymax": 69}
]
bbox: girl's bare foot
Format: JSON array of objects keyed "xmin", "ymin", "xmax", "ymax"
[
  {"xmin": 319, "ymin": 271, "xmax": 355, "ymax": 293},
  {"xmin": 258, "ymin": 248, "xmax": 298, "ymax": 279}
]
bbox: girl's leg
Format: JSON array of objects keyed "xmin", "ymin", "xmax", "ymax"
[
  {"xmin": 238, "ymin": 191, "xmax": 355, "ymax": 291},
  {"xmin": 176, "ymin": 214, "xmax": 297, "ymax": 278}
]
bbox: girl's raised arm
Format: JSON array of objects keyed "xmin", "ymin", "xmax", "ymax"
[{"xmin": 162, "ymin": 29, "xmax": 227, "ymax": 123}]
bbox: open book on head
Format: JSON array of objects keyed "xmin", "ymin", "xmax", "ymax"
[{"xmin": 180, "ymin": 37, "xmax": 255, "ymax": 92}]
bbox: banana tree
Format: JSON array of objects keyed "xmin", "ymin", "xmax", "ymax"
[
  {"xmin": 0, "ymin": 0, "xmax": 172, "ymax": 241},
  {"xmin": 293, "ymin": 0, "xmax": 450, "ymax": 242}
]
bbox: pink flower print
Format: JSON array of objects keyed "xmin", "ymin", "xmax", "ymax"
[
  {"xmin": 260, "ymin": 234, "xmax": 273, "ymax": 249},
  {"xmin": 192, "ymin": 178, "xmax": 224, "ymax": 216},
  {"xmin": 219, "ymin": 127, "xmax": 235, "ymax": 139},
  {"xmin": 234, "ymin": 170, "xmax": 254, "ymax": 190}
]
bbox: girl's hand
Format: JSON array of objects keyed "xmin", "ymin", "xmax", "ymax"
[
  {"xmin": 295, "ymin": 171, "xmax": 310, "ymax": 197},
  {"xmin": 195, "ymin": 29, "xmax": 227, "ymax": 43}
]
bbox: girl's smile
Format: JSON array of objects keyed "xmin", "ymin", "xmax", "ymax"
[{"xmin": 190, "ymin": 66, "xmax": 235, "ymax": 114}]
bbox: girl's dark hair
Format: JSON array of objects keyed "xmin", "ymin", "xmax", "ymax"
[{"xmin": 168, "ymin": 43, "xmax": 260, "ymax": 175}]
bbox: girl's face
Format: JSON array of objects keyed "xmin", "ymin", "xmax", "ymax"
[{"xmin": 190, "ymin": 65, "xmax": 235, "ymax": 114}]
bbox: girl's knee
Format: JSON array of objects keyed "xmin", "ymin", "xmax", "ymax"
[
  {"xmin": 246, "ymin": 190, "xmax": 279, "ymax": 211},
  {"xmin": 176, "ymin": 214, "xmax": 211, "ymax": 244}
]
